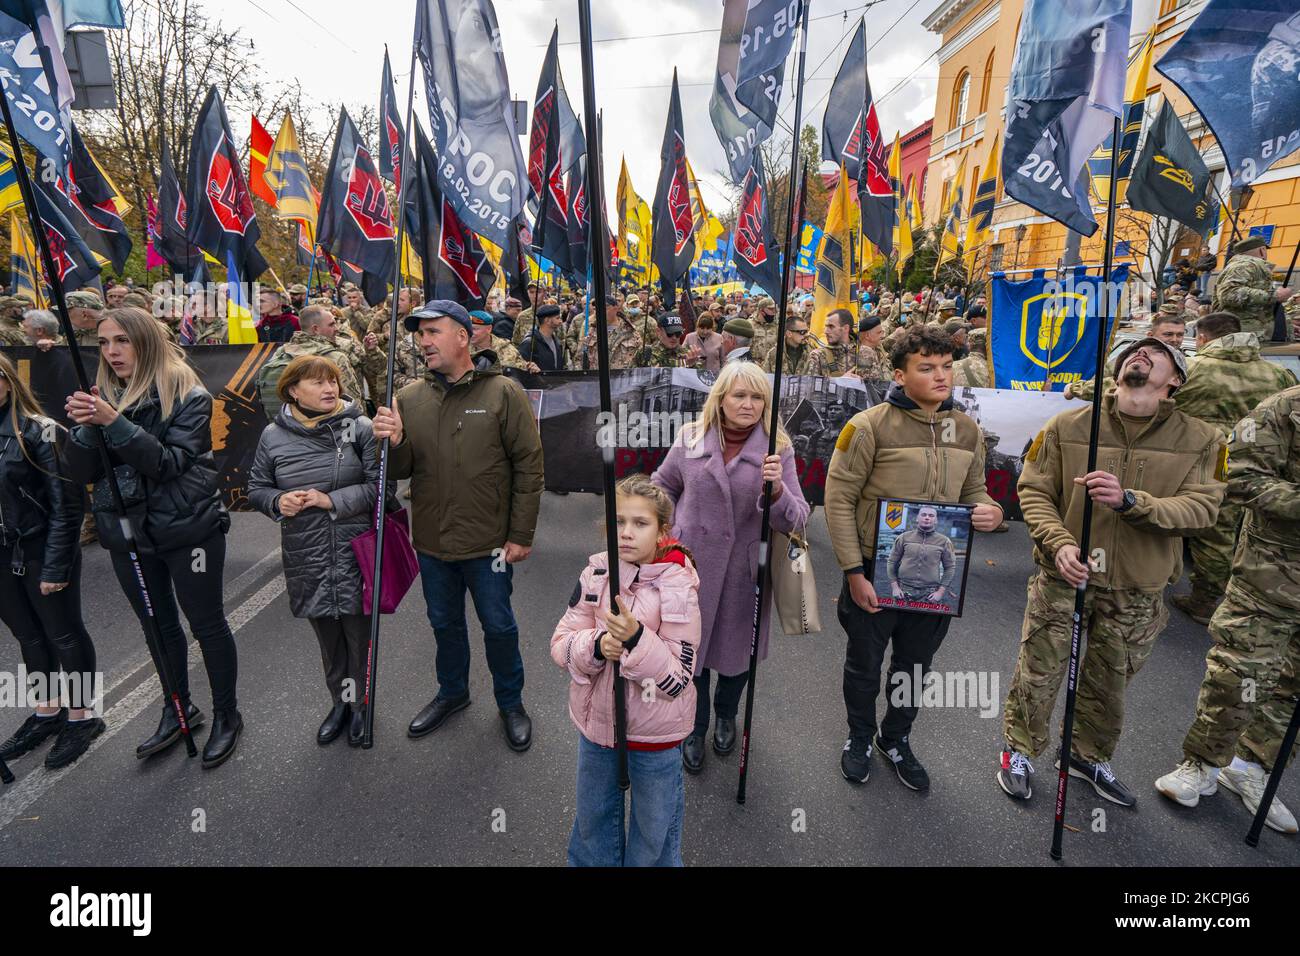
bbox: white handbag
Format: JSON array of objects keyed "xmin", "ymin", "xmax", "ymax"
[{"xmin": 770, "ymin": 522, "xmax": 821, "ymax": 635}]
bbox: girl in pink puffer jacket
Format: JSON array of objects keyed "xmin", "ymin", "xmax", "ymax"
[{"xmin": 551, "ymin": 474, "xmax": 701, "ymax": 867}]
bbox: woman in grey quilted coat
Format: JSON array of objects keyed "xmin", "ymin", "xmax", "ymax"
[{"xmin": 248, "ymin": 355, "xmax": 383, "ymax": 747}]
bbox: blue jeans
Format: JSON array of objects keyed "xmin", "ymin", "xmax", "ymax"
[
  {"xmin": 567, "ymin": 734, "xmax": 685, "ymax": 867},
  {"xmin": 417, "ymin": 553, "xmax": 524, "ymax": 710}
]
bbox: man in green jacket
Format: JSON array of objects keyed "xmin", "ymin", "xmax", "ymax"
[
  {"xmin": 372, "ymin": 300, "xmax": 544, "ymax": 752},
  {"xmin": 998, "ymin": 337, "xmax": 1225, "ymax": 808}
]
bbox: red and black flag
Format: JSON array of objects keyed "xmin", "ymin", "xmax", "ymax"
[
  {"xmin": 156, "ymin": 132, "xmax": 203, "ymax": 279},
  {"xmin": 856, "ymin": 75, "xmax": 894, "ymax": 257},
  {"xmin": 185, "ymin": 86, "xmax": 268, "ymax": 283},
  {"xmin": 564, "ymin": 158, "xmax": 587, "ymax": 282},
  {"xmin": 408, "ymin": 120, "xmax": 495, "ymax": 309},
  {"xmin": 528, "ymin": 25, "xmax": 576, "ymax": 275},
  {"xmin": 31, "ymin": 180, "xmax": 101, "ymax": 293},
  {"xmin": 318, "ymin": 108, "xmax": 396, "ymax": 307},
  {"xmin": 651, "ymin": 71, "xmax": 695, "ymax": 308},
  {"xmin": 733, "ymin": 150, "xmax": 781, "ymax": 296},
  {"xmin": 36, "ymin": 122, "xmax": 132, "ymax": 273},
  {"xmin": 378, "ymin": 47, "xmax": 406, "ymax": 192},
  {"xmin": 502, "ymin": 216, "xmax": 530, "ymax": 303}
]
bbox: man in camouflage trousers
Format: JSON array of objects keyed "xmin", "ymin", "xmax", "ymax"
[
  {"xmin": 1155, "ymin": 384, "xmax": 1300, "ymax": 835},
  {"xmin": 761, "ymin": 312, "xmax": 815, "ymax": 375},
  {"xmin": 635, "ymin": 312, "xmax": 703, "ymax": 368},
  {"xmin": 997, "ymin": 336, "xmax": 1225, "ymax": 807},
  {"xmin": 1212, "ymin": 235, "xmax": 1293, "ymax": 341},
  {"xmin": 1168, "ymin": 312, "xmax": 1297, "ymax": 623}
]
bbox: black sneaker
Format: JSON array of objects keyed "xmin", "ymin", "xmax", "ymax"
[
  {"xmin": 0, "ymin": 710, "xmax": 67, "ymax": 760},
  {"xmin": 997, "ymin": 747, "xmax": 1034, "ymax": 801},
  {"xmin": 44, "ymin": 718, "xmax": 105, "ymax": 769},
  {"xmin": 1060, "ymin": 752, "xmax": 1137, "ymax": 807},
  {"xmin": 840, "ymin": 738, "xmax": 872, "ymax": 784},
  {"xmin": 875, "ymin": 734, "xmax": 930, "ymax": 791}
]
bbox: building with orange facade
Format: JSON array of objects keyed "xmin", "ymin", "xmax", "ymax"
[{"xmin": 920, "ymin": 0, "xmax": 1300, "ymax": 284}]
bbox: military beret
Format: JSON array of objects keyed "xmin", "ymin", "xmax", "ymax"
[
  {"xmin": 858, "ymin": 314, "xmax": 882, "ymax": 333},
  {"xmin": 537, "ymin": 304, "xmax": 561, "ymax": 320},
  {"xmin": 469, "ymin": 310, "xmax": 494, "ymax": 325},
  {"xmin": 1232, "ymin": 236, "xmax": 1267, "ymax": 254},
  {"xmin": 723, "ymin": 317, "xmax": 754, "ymax": 338},
  {"xmin": 504, "ymin": 297, "xmax": 522, "ymax": 308}
]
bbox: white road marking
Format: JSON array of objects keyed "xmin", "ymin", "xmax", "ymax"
[{"xmin": 0, "ymin": 572, "xmax": 286, "ymax": 832}]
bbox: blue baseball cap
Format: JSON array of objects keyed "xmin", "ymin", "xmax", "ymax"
[{"xmin": 405, "ymin": 299, "xmax": 471, "ymax": 333}]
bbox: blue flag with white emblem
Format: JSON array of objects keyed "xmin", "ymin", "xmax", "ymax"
[
  {"xmin": 1002, "ymin": 0, "xmax": 1130, "ymax": 237},
  {"xmin": 989, "ymin": 264, "xmax": 1129, "ymax": 391},
  {"xmin": 0, "ymin": 7, "xmax": 69, "ymax": 170},
  {"xmin": 1156, "ymin": 0, "xmax": 1300, "ymax": 187}
]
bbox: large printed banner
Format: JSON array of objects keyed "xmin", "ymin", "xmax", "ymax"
[
  {"xmin": 989, "ymin": 265, "xmax": 1129, "ymax": 392},
  {"xmin": 10, "ymin": 349, "xmax": 1067, "ymax": 520}
]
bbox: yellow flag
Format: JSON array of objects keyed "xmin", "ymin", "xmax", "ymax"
[
  {"xmin": 1090, "ymin": 28, "xmax": 1154, "ymax": 205},
  {"xmin": 401, "ymin": 234, "xmax": 423, "ymax": 284},
  {"xmin": 890, "ymin": 132, "xmax": 912, "ymax": 280},
  {"xmin": 963, "ymin": 132, "xmax": 1000, "ymax": 277},
  {"xmin": 811, "ymin": 163, "xmax": 855, "ymax": 340},
  {"xmin": 266, "ymin": 112, "xmax": 320, "ymax": 227},
  {"xmin": 9, "ymin": 214, "xmax": 45, "ymax": 308},
  {"xmin": 936, "ymin": 152, "xmax": 968, "ymax": 272}
]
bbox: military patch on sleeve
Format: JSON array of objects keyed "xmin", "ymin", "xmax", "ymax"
[
  {"xmin": 835, "ymin": 422, "xmax": 857, "ymax": 453},
  {"xmin": 1215, "ymin": 444, "xmax": 1229, "ymax": 482},
  {"xmin": 1026, "ymin": 430, "xmax": 1045, "ymax": 463},
  {"xmin": 568, "ymin": 581, "xmax": 582, "ymax": 608}
]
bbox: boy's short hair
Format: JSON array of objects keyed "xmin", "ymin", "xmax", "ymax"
[{"xmin": 889, "ymin": 325, "xmax": 955, "ymax": 371}]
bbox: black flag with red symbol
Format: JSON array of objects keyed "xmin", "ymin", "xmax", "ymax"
[
  {"xmin": 378, "ymin": 47, "xmax": 406, "ymax": 193},
  {"xmin": 32, "ymin": 183, "xmax": 101, "ymax": 293},
  {"xmin": 733, "ymin": 150, "xmax": 781, "ymax": 297},
  {"xmin": 651, "ymin": 71, "xmax": 695, "ymax": 308},
  {"xmin": 528, "ymin": 26, "xmax": 575, "ymax": 275},
  {"xmin": 408, "ymin": 120, "xmax": 495, "ymax": 309},
  {"xmin": 318, "ymin": 108, "xmax": 396, "ymax": 306},
  {"xmin": 185, "ymin": 85, "xmax": 268, "ymax": 282}
]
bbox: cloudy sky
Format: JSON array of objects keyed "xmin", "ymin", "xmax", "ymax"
[{"xmin": 216, "ymin": 0, "xmax": 941, "ymax": 215}]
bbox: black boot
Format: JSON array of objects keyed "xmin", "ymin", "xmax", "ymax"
[
  {"xmin": 201, "ymin": 709, "xmax": 243, "ymax": 769},
  {"xmin": 348, "ymin": 706, "xmax": 366, "ymax": 747},
  {"xmin": 682, "ymin": 733, "xmax": 705, "ymax": 774},
  {"xmin": 713, "ymin": 717, "xmax": 737, "ymax": 755},
  {"xmin": 317, "ymin": 702, "xmax": 350, "ymax": 746},
  {"xmin": 136, "ymin": 703, "xmax": 204, "ymax": 759},
  {"xmin": 0, "ymin": 710, "xmax": 67, "ymax": 760}
]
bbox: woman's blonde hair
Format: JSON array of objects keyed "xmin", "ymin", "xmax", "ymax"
[
  {"xmin": 95, "ymin": 307, "xmax": 201, "ymax": 418},
  {"xmin": 615, "ymin": 473, "xmax": 694, "ymax": 566},
  {"xmin": 0, "ymin": 351, "xmax": 65, "ymax": 477},
  {"xmin": 685, "ymin": 361, "xmax": 790, "ymax": 452}
]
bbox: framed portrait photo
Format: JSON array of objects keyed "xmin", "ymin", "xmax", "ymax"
[{"xmin": 872, "ymin": 499, "xmax": 976, "ymax": 618}]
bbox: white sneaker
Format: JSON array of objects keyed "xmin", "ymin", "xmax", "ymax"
[
  {"xmin": 1219, "ymin": 763, "xmax": 1299, "ymax": 834},
  {"xmin": 1155, "ymin": 759, "xmax": 1218, "ymax": 807}
]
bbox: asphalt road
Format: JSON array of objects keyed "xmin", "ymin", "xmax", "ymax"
[{"xmin": 0, "ymin": 493, "xmax": 1295, "ymax": 867}]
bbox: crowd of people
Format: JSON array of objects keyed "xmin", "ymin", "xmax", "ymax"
[{"xmin": 0, "ymin": 233, "xmax": 1296, "ymax": 866}]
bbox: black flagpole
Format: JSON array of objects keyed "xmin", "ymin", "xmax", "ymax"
[
  {"xmin": 578, "ymin": 0, "xmax": 629, "ymax": 790},
  {"xmin": 361, "ymin": 41, "xmax": 419, "ymax": 749},
  {"xmin": 1051, "ymin": 114, "xmax": 1123, "ymax": 861},
  {"xmin": 0, "ymin": 98, "xmax": 197, "ymax": 757},
  {"xmin": 737, "ymin": 0, "xmax": 810, "ymax": 806},
  {"xmin": 1245, "ymin": 696, "xmax": 1300, "ymax": 846}
]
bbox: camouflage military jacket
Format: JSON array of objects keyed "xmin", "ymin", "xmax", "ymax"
[
  {"xmin": 808, "ymin": 342, "xmax": 890, "ymax": 380},
  {"xmin": 1226, "ymin": 385, "xmax": 1300, "ymax": 600},
  {"xmin": 363, "ymin": 332, "xmax": 425, "ymax": 394},
  {"xmin": 187, "ymin": 314, "xmax": 228, "ymax": 345},
  {"xmin": 1212, "ymin": 254, "xmax": 1277, "ymax": 338},
  {"xmin": 637, "ymin": 343, "xmax": 704, "ymax": 369},
  {"xmin": 750, "ymin": 320, "xmax": 779, "ymax": 365},
  {"xmin": 73, "ymin": 325, "xmax": 99, "ymax": 347},
  {"xmin": 484, "ymin": 334, "xmax": 529, "ymax": 372},
  {"xmin": 761, "ymin": 343, "xmax": 815, "ymax": 375},
  {"xmin": 1175, "ymin": 332, "xmax": 1297, "ymax": 436},
  {"xmin": 0, "ymin": 321, "xmax": 28, "ymax": 346},
  {"xmin": 279, "ymin": 332, "xmax": 364, "ymax": 402},
  {"xmin": 608, "ymin": 320, "xmax": 644, "ymax": 369},
  {"xmin": 511, "ymin": 306, "xmax": 537, "ymax": 345},
  {"xmin": 340, "ymin": 306, "xmax": 372, "ymax": 340},
  {"xmin": 953, "ymin": 354, "xmax": 991, "ymax": 388}
]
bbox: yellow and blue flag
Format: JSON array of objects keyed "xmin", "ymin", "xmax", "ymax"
[
  {"xmin": 266, "ymin": 111, "xmax": 319, "ymax": 232},
  {"xmin": 1088, "ymin": 28, "xmax": 1154, "ymax": 205}
]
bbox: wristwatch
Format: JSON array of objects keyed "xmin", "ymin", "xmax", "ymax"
[{"xmin": 1113, "ymin": 489, "xmax": 1137, "ymax": 513}]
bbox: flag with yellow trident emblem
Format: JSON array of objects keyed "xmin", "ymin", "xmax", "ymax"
[{"xmin": 989, "ymin": 264, "xmax": 1129, "ymax": 391}]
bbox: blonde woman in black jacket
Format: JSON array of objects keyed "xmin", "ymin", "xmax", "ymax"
[
  {"xmin": 0, "ymin": 352, "xmax": 100, "ymax": 770},
  {"xmin": 64, "ymin": 307, "xmax": 242, "ymax": 769}
]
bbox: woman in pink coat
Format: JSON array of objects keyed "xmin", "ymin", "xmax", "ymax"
[
  {"xmin": 652, "ymin": 361, "xmax": 810, "ymax": 774},
  {"xmin": 551, "ymin": 474, "xmax": 701, "ymax": 867}
]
